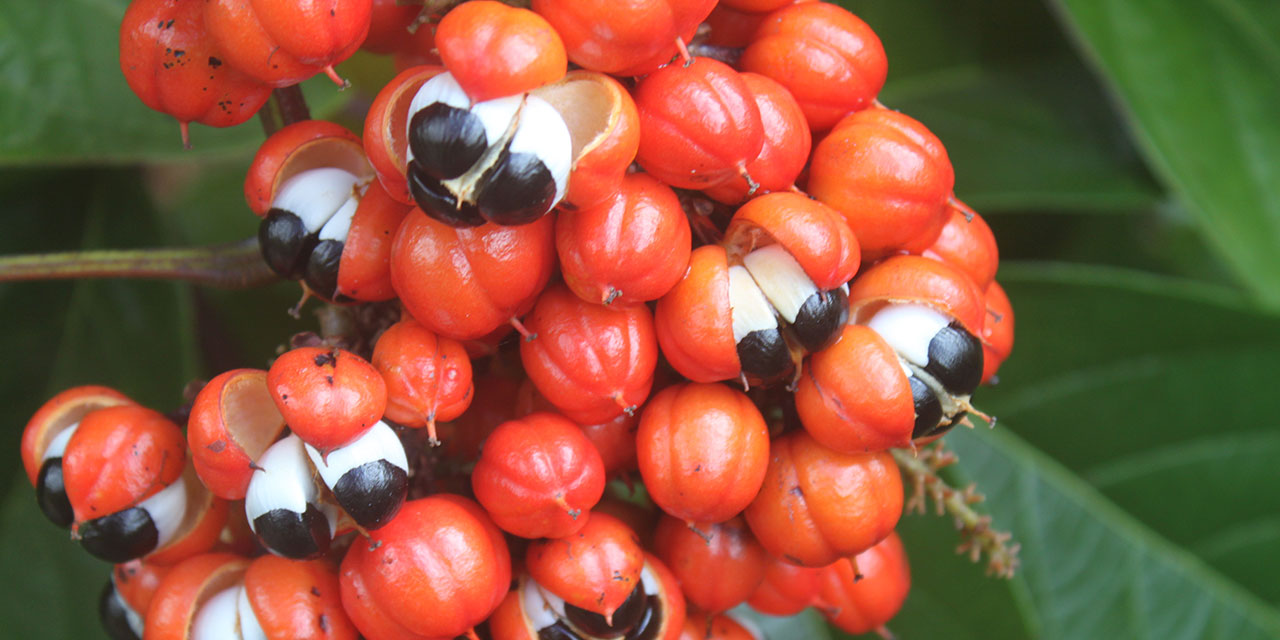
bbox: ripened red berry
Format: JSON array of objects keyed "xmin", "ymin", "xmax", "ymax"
[
  {"xmin": 62, "ymin": 405, "xmax": 186, "ymax": 525},
  {"xmin": 203, "ymin": 0, "xmax": 372, "ymax": 87},
  {"xmin": 361, "ymin": 0, "xmax": 421, "ymax": 55},
  {"xmin": 340, "ymin": 495, "xmax": 511, "ymax": 640},
  {"xmin": 637, "ymin": 382, "xmax": 770, "ymax": 524},
  {"xmin": 435, "ymin": 1, "xmax": 567, "ymax": 102},
  {"xmin": 546, "ymin": 71, "xmax": 642, "ymax": 211},
  {"xmin": 723, "ymin": 191, "xmax": 860, "ymax": 294},
  {"xmin": 746, "ymin": 554, "xmax": 829, "ymax": 616},
  {"xmin": 653, "ymin": 515, "xmax": 768, "ymax": 613},
  {"xmin": 633, "ymin": 58, "xmax": 764, "ymax": 191},
  {"xmin": 654, "ymin": 246, "xmax": 751, "ymax": 384},
  {"xmin": 102, "ymin": 559, "xmax": 171, "ymax": 639},
  {"xmin": 679, "ymin": 611, "xmax": 762, "ymax": 640},
  {"xmin": 848, "ymin": 254, "xmax": 987, "ymax": 337},
  {"xmin": 520, "ymin": 283, "xmax": 658, "ymax": 424},
  {"xmin": 516, "ymin": 379, "xmax": 641, "ymax": 477},
  {"xmin": 241, "ymin": 555, "xmax": 358, "ymax": 639},
  {"xmin": 334, "ymin": 180, "xmax": 413, "ymax": 302},
  {"xmin": 391, "ymin": 211, "xmax": 555, "ymax": 340},
  {"xmin": 187, "ymin": 368, "xmax": 286, "ymax": 500},
  {"xmin": 818, "ymin": 532, "xmax": 910, "ymax": 635},
  {"xmin": 981, "ymin": 279, "xmax": 1015, "ymax": 384},
  {"xmin": 921, "ymin": 201, "xmax": 1000, "ymax": 291},
  {"xmin": 266, "ymin": 347, "xmax": 387, "ymax": 453},
  {"xmin": 144, "ymin": 553, "xmax": 251, "ymax": 640},
  {"xmin": 808, "ymin": 107, "xmax": 955, "ymax": 258},
  {"xmin": 703, "ymin": 73, "xmax": 813, "ymax": 204},
  {"xmin": 531, "ymin": 0, "xmax": 717, "ymax": 76},
  {"xmin": 119, "ymin": 0, "xmax": 271, "ymax": 147},
  {"xmin": 740, "ymin": 2, "xmax": 887, "ymax": 132},
  {"xmin": 472, "ymin": 412, "xmax": 606, "ymax": 539},
  {"xmin": 372, "ymin": 317, "xmax": 473, "ymax": 441},
  {"xmin": 743, "ymin": 430, "xmax": 902, "ymax": 567},
  {"xmin": 557, "ymin": 173, "xmax": 690, "ymax": 306},
  {"xmin": 525, "ymin": 512, "xmax": 646, "ymax": 623}
]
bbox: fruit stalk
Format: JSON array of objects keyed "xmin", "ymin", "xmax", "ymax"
[{"xmin": 0, "ymin": 237, "xmax": 276, "ymax": 288}]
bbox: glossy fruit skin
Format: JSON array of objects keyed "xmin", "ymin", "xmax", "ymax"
[
  {"xmin": 364, "ymin": 65, "xmax": 449, "ymax": 205},
  {"xmin": 244, "ymin": 120, "xmax": 372, "ymax": 217},
  {"xmin": 746, "ymin": 554, "xmax": 828, "ymax": 616},
  {"xmin": 740, "ymin": 2, "xmax": 887, "ymax": 132},
  {"xmin": 22, "ymin": 385, "xmax": 135, "ymax": 487},
  {"xmin": 372, "ymin": 317, "xmax": 473, "ymax": 439},
  {"xmin": 808, "ymin": 108, "xmax": 955, "ymax": 259},
  {"xmin": 203, "ymin": 0, "xmax": 371, "ymax": 87},
  {"xmin": 520, "ymin": 283, "xmax": 659, "ymax": 425},
  {"xmin": 119, "ymin": 0, "xmax": 271, "ymax": 143},
  {"xmin": 525, "ymin": 512, "xmax": 645, "ymax": 620},
  {"xmin": 847, "ymin": 255, "xmax": 986, "ymax": 337},
  {"xmin": 144, "ymin": 553, "xmax": 251, "ymax": 640},
  {"xmin": 187, "ymin": 368, "xmax": 286, "ymax": 500},
  {"xmin": 795, "ymin": 324, "xmax": 915, "ymax": 453},
  {"xmin": 436, "ymin": 1, "xmax": 567, "ymax": 102},
  {"xmin": 391, "ymin": 211, "xmax": 555, "ymax": 340},
  {"xmin": 472, "ymin": 412, "xmax": 607, "ymax": 539},
  {"xmin": 544, "ymin": 71, "xmax": 641, "ymax": 211},
  {"xmin": 243, "ymin": 555, "xmax": 357, "ymax": 639},
  {"xmin": 980, "ymin": 279, "xmax": 1015, "ymax": 384},
  {"xmin": 653, "ymin": 515, "xmax": 768, "ymax": 613},
  {"xmin": 743, "ymin": 430, "xmax": 902, "ymax": 567},
  {"xmin": 531, "ymin": 0, "xmax": 716, "ymax": 76},
  {"xmin": 62, "ymin": 405, "xmax": 186, "ymax": 524},
  {"xmin": 634, "ymin": 58, "xmax": 764, "ymax": 191},
  {"xmin": 703, "ymin": 73, "xmax": 813, "ymax": 205},
  {"xmin": 361, "ymin": 0, "xmax": 420, "ymax": 55},
  {"xmin": 112, "ymin": 559, "xmax": 171, "ymax": 618},
  {"xmin": 637, "ymin": 383, "xmax": 770, "ymax": 524},
  {"xmin": 654, "ymin": 245, "xmax": 740, "ymax": 383},
  {"xmin": 266, "ymin": 347, "xmax": 387, "ymax": 453},
  {"xmin": 515, "ymin": 379, "xmax": 641, "ymax": 477},
  {"xmin": 335, "ymin": 180, "xmax": 412, "ymax": 302},
  {"xmin": 340, "ymin": 495, "xmax": 511, "ymax": 639},
  {"xmin": 437, "ymin": 372, "xmax": 523, "ymax": 462},
  {"xmin": 723, "ymin": 192, "xmax": 860, "ymax": 291},
  {"xmin": 557, "ymin": 174, "xmax": 690, "ymax": 307},
  {"xmin": 679, "ymin": 611, "xmax": 760, "ymax": 640},
  {"xmin": 921, "ymin": 202, "xmax": 999, "ymax": 291},
  {"xmin": 817, "ymin": 532, "xmax": 910, "ymax": 635}
]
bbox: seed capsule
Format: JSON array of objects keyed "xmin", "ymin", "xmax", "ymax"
[
  {"xmin": 304, "ymin": 420, "xmax": 409, "ymax": 530},
  {"xmin": 244, "ymin": 435, "xmax": 336, "ymax": 560}
]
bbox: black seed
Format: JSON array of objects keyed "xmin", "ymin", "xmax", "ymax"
[
  {"xmin": 304, "ymin": 239, "xmax": 344, "ymax": 301},
  {"xmin": 408, "ymin": 103, "xmax": 488, "ymax": 180},
  {"xmin": 736, "ymin": 329, "xmax": 794, "ymax": 387},
  {"xmin": 565, "ymin": 582, "xmax": 646, "ymax": 638},
  {"xmin": 538, "ymin": 622, "xmax": 583, "ymax": 640},
  {"xmin": 36, "ymin": 457, "xmax": 74, "ymax": 528},
  {"xmin": 924, "ymin": 321, "xmax": 984, "ymax": 396},
  {"xmin": 909, "ymin": 375, "xmax": 944, "ymax": 439},
  {"xmin": 78, "ymin": 507, "xmax": 159, "ymax": 563},
  {"xmin": 259, "ymin": 208, "xmax": 316, "ymax": 279},
  {"xmin": 99, "ymin": 580, "xmax": 141, "ymax": 640},
  {"xmin": 624, "ymin": 596, "xmax": 663, "ymax": 640},
  {"xmin": 333, "ymin": 460, "xmax": 408, "ymax": 530},
  {"xmin": 407, "ymin": 163, "xmax": 486, "ymax": 227},
  {"xmin": 474, "ymin": 149, "xmax": 556, "ymax": 226},
  {"xmin": 253, "ymin": 505, "xmax": 331, "ymax": 560},
  {"xmin": 791, "ymin": 287, "xmax": 849, "ymax": 353}
]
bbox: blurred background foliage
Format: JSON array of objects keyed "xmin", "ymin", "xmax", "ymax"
[{"xmin": 1, "ymin": 0, "xmax": 1278, "ymax": 638}]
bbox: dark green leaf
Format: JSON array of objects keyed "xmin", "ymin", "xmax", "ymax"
[{"xmin": 1047, "ymin": 0, "xmax": 1280, "ymax": 306}]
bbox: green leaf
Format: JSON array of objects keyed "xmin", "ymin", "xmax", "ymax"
[
  {"xmin": 1047, "ymin": 0, "xmax": 1280, "ymax": 306},
  {"xmin": 944, "ymin": 426, "xmax": 1280, "ymax": 639}
]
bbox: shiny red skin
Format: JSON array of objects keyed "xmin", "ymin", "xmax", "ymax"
[
  {"xmin": 743, "ymin": 430, "xmax": 902, "ymax": 567},
  {"xmin": 531, "ymin": 0, "xmax": 716, "ymax": 76},
  {"xmin": 144, "ymin": 553, "xmax": 250, "ymax": 640},
  {"xmin": 340, "ymin": 495, "xmax": 511, "ymax": 639},
  {"xmin": 704, "ymin": 73, "xmax": 812, "ymax": 205},
  {"xmin": 203, "ymin": 0, "xmax": 371, "ymax": 87},
  {"xmin": 679, "ymin": 611, "xmax": 760, "ymax": 640},
  {"xmin": 62, "ymin": 405, "xmax": 186, "ymax": 523},
  {"xmin": 637, "ymin": 383, "xmax": 770, "ymax": 524},
  {"xmin": 391, "ymin": 212, "xmax": 556, "ymax": 341},
  {"xmin": 818, "ymin": 532, "xmax": 911, "ymax": 635},
  {"xmin": 981, "ymin": 280, "xmax": 1015, "ymax": 384},
  {"xmin": 633, "ymin": 58, "xmax": 764, "ymax": 191},
  {"xmin": 515, "ymin": 379, "xmax": 640, "ymax": 477},
  {"xmin": 795, "ymin": 324, "xmax": 914, "ymax": 454},
  {"xmin": 361, "ymin": 0, "xmax": 420, "ymax": 54},
  {"xmin": 436, "ymin": 372, "xmax": 523, "ymax": 462},
  {"xmin": 436, "ymin": 1, "xmax": 567, "ymax": 102},
  {"xmin": 244, "ymin": 120, "xmax": 369, "ymax": 217},
  {"xmin": 723, "ymin": 192, "xmax": 860, "ymax": 291},
  {"xmin": 244, "ymin": 555, "xmax": 357, "ymax": 640},
  {"xmin": 337, "ymin": 181, "xmax": 412, "ymax": 302},
  {"xmin": 112, "ymin": 559, "xmax": 172, "ymax": 616},
  {"xmin": 653, "ymin": 515, "xmax": 768, "ymax": 613},
  {"xmin": 472, "ymin": 412, "xmax": 607, "ymax": 539},
  {"xmin": 372, "ymin": 318, "xmax": 473, "ymax": 438},
  {"xmin": 746, "ymin": 554, "xmax": 828, "ymax": 616},
  {"xmin": 119, "ymin": 0, "xmax": 271, "ymax": 142},
  {"xmin": 740, "ymin": 3, "xmax": 887, "ymax": 132},
  {"xmin": 21, "ymin": 385, "xmax": 134, "ymax": 487},
  {"xmin": 808, "ymin": 108, "xmax": 955, "ymax": 258},
  {"xmin": 266, "ymin": 347, "xmax": 387, "ymax": 452},
  {"xmin": 520, "ymin": 283, "xmax": 658, "ymax": 425},
  {"xmin": 920, "ymin": 203, "xmax": 999, "ymax": 291},
  {"xmin": 557, "ymin": 172, "xmax": 691, "ymax": 306},
  {"xmin": 525, "ymin": 512, "xmax": 645, "ymax": 620},
  {"xmin": 187, "ymin": 368, "xmax": 286, "ymax": 500},
  {"xmin": 847, "ymin": 254, "xmax": 987, "ymax": 337},
  {"xmin": 654, "ymin": 245, "xmax": 739, "ymax": 384},
  {"xmin": 391, "ymin": 22, "xmax": 442, "ymax": 70}
]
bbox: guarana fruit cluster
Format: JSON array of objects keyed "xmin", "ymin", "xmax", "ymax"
[{"xmin": 23, "ymin": 0, "xmax": 1013, "ymax": 637}]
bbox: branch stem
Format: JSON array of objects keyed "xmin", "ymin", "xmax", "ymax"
[{"xmin": 0, "ymin": 238, "xmax": 278, "ymax": 289}]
